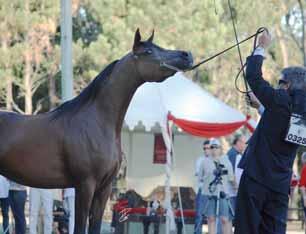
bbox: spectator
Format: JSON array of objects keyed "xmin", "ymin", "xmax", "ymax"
[
  {"xmin": 9, "ymin": 181, "xmax": 27, "ymax": 234},
  {"xmin": 198, "ymin": 138, "xmax": 235, "ymax": 234},
  {"xmin": 194, "ymin": 140, "xmax": 211, "ymax": 234},
  {"xmin": 173, "ymin": 188, "xmax": 194, "ymax": 234},
  {"xmin": 142, "ymin": 194, "xmax": 161, "ymax": 234},
  {"xmin": 0, "ymin": 176, "xmax": 10, "ymax": 234},
  {"xmin": 29, "ymin": 188, "xmax": 53, "ymax": 234},
  {"xmin": 226, "ymin": 135, "xmax": 246, "ymax": 215}
]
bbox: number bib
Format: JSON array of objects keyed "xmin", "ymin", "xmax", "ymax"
[{"xmin": 285, "ymin": 113, "xmax": 306, "ymax": 146}]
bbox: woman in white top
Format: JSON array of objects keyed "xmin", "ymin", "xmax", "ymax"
[{"xmin": 199, "ymin": 139, "xmax": 235, "ymax": 234}]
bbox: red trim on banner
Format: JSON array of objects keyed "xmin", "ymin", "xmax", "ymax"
[{"xmin": 167, "ymin": 113, "xmax": 254, "ymax": 138}]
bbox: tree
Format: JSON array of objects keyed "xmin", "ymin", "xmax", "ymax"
[{"xmin": 11, "ymin": 0, "xmax": 60, "ymax": 114}]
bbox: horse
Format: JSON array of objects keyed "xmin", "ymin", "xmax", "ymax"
[{"xmin": 0, "ymin": 29, "xmax": 193, "ymax": 234}]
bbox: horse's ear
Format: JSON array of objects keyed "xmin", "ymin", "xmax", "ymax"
[
  {"xmin": 133, "ymin": 28, "xmax": 142, "ymax": 51},
  {"xmin": 147, "ymin": 29, "xmax": 154, "ymax": 42}
]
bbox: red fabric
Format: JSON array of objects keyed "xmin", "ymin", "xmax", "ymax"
[
  {"xmin": 291, "ymin": 179, "xmax": 299, "ymax": 187},
  {"xmin": 126, "ymin": 208, "xmax": 147, "ymax": 214},
  {"xmin": 153, "ymin": 134, "xmax": 167, "ymax": 164},
  {"xmin": 300, "ymin": 165, "xmax": 306, "ymax": 187},
  {"xmin": 245, "ymin": 117, "xmax": 255, "ymax": 132},
  {"xmin": 174, "ymin": 209, "xmax": 195, "ymax": 217},
  {"xmin": 114, "ymin": 206, "xmax": 197, "ymax": 217},
  {"xmin": 113, "ymin": 200, "xmax": 197, "ymax": 217},
  {"xmin": 113, "ymin": 200, "xmax": 128, "ymax": 211},
  {"xmin": 167, "ymin": 113, "xmax": 254, "ymax": 138}
]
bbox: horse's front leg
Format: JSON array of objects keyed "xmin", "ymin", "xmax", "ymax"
[
  {"xmin": 88, "ymin": 184, "xmax": 112, "ymax": 234},
  {"xmin": 74, "ymin": 178, "xmax": 96, "ymax": 234}
]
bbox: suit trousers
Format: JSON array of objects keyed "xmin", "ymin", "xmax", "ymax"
[{"xmin": 234, "ymin": 173, "xmax": 288, "ymax": 234}]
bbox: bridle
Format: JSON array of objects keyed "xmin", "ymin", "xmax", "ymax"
[{"xmin": 132, "ymin": 49, "xmax": 183, "ymax": 75}]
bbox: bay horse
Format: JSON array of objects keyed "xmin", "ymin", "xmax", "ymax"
[{"xmin": 0, "ymin": 29, "xmax": 193, "ymax": 234}]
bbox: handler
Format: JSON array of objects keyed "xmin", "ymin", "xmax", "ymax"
[{"xmin": 235, "ymin": 30, "xmax": 306, "ymax": 233}]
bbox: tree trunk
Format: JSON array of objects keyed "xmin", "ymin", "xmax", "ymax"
[
  {"xmin": 48, "ymin": 74, "xmax": 57, "ymax": 110},
  {"xmin": 24, "ymin": 51, "xmax": 33, "ymax": 115},
  {"xmin": 275, "ymin": 26, "xmax": 289, "ymax": 68},
  {"xmin": 2, "ymin": 39, "xmax": 13, "ymax": 111},
  {"xmin": 6, "ymin": 76, "xmax": 13, "ymax": 111},
  {"xmin": 297, "ymin": 0, "xmax": 306, "ymax": 66},
  {"xmin": 24, "ymin": 0, "xmax": 32, "ymax": 115}
]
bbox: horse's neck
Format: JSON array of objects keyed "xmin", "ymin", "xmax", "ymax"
[{"xmin": 96, "ymin": 55, "xmax": 144, "ymax": 137}]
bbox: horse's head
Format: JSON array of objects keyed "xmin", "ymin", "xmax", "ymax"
[{"xmin": 132, "ymin": 29, "xmax": 193, "ymax": 82}]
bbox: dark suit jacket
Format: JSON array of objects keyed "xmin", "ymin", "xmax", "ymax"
[
  {"xmin": 227, "ymin": 147, "xmax": 240, "ymax": 172},
  {"xmin": 238, "ymin": 55, "xmax": 299, "ymax": 195}
]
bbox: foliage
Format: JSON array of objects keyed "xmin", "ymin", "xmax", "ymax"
[{"xmin": 0, "ymin": 0, "xmax": 305, "ymax": 116}]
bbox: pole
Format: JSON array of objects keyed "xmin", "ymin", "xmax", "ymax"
[
  {"xmin": 161, "ymin": 119, "xmax": 176, "ymax": 234},
  {"xmin": 60, "ymin": 0, "xmax": 74, "ymax": 101}
]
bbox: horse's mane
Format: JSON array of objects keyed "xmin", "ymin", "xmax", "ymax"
[{"xmin": 51, "ymin": 60, "xmax": 118, "ymax": 119}]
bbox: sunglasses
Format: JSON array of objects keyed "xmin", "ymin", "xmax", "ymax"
[
  {"xmin": 278, "ymin": 79, "xmax": 288, "ymax": 86},
  {"xmin": 210, "ymin": 145, "xmax": 220, "ymax": 149},
  {"xmin": 203, "ymin": 147, "xmax": 210, "ymax": 150}
]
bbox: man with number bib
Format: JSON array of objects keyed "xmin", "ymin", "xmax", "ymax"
[{"xmin": 235, "ymin": 30, "xmax": 306, "ymax": 234}]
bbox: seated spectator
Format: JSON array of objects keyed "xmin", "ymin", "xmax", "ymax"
[
  {"xmin": 53, "ymin": 200, "xmax": 69, "ymax": 234},
  {"xmin": 142, "ymin": 194, "xmax": 162, "ymax": 234},
  {"xmin": 63, "ymin": 188, "xmax": 75, "ymax": 234},
  {"xmin": 172, "ymin": 188, "xmax": 195, "ymax": 234}
]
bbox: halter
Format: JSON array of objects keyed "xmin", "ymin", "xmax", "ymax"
[
  {"xmin": 133, "ymin": 50, "xmax": 183, "ymax": 74},
  {"xmin": 159, "ymin": 62, "xmax": 182, "ymax": 72}
]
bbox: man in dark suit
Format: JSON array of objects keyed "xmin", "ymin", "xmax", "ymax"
[{"xmin": 234, "ymin": 31, "xmax": 306, "ymax": 234}]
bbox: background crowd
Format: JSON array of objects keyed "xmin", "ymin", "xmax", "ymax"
[{"xmin": 0, "ymin": 181, "xmax": 75, "ymax": 234}]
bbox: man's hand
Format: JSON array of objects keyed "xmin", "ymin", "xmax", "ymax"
[
  {"xmin": 258, "ymin": 30, "xmax": 272, "ymax": 49},
  {"xmin": 246, "ymin": 92, "xmax": 261, "ymax": 109}
]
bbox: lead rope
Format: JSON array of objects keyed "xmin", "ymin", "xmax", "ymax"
[{"xmin": 227, "ymin": 0, "xmax": 252, "ymax": 116}]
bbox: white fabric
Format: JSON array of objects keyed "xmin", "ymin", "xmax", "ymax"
[
  {"xmin": 64, "ymin": 196, "xmax": 75, "ymax": 234},
  {"xmin": 235, "ymin": 154, "xmax": 244, "ymax": 188},
  {"xmin": 125, "ymin": 72, "xmax": 249, "ymax": 131},
  {"xmin": 0, "ymin": 176, "xmax": 10, "ymax": 198},
  {"xmin": 199, "ymin": 155, "xmax": 234, "ymax": 196},
  {"xmin": 253, "ymin": 46, "xmax": 265, "ymax": 57},
  {"xmin": 124, "ymin": 132, "xmax": 208, "ymax": 197},
  {"xmin": 29, "ymin": 188, "xmax": 53, "ymax": 234},
  {"xmin": 64, "ymin": 188, "xmax": 75, "ymax": 198},
  {"xmin": 123, "ymin": 72, "xmax": 258, "ymax": 198},
  {"xmin": 258, "ymin": 105, "xmax": 265, "ymax": 115}
]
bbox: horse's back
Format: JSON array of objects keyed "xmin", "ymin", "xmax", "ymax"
[
  {"xmin": 0, "ymin": 110, "xmax": 21, "ymax": 127},
  {"xmin": 0, "ymin": 111, "xmax": 32, "ymax": 153}
]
